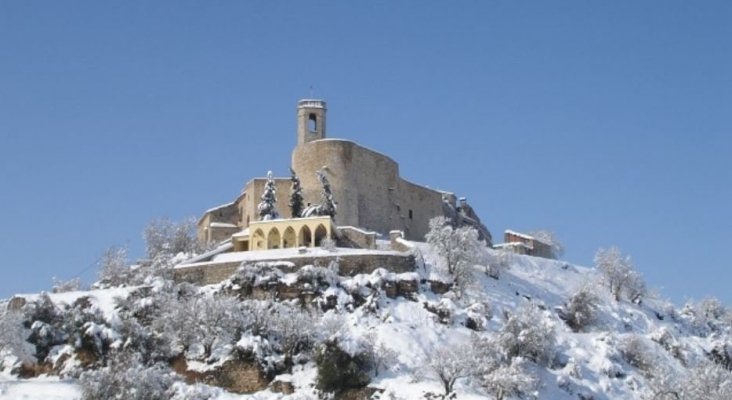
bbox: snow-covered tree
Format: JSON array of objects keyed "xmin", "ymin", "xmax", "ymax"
[
  {"xmin": 595, "ymin": 246, "xmax": 646, "ymax": 302},
  {"xmin": 97, "ymin": 246, "xmax": 130, "ymax": 288},
  {"xmin": 317, "ymin": 170, "xmax": 336, "ymax": 219},
  {"xmin": 289, "ymin": 168, "xmax": 304, "ymax": 218},
  {"xmin": 681, "ymin": 361, "xmax": 732, "ymax": 400},
  {"xmin": 258, "ymin": 170, "xmax": 279, "ymax": 221},
  {"xmin": 528, "ymin": 229, "xmax": 565, "ymax": 259},
  {"xmin": 497, "ymin": 303, "xmax": 556, "ymax": 366},
  {"xmin": 425, "ymin": 216, "xmax": 482, "ymax": 298},
  {"xmin": 478, "ymin": 356, "xmax": 537, "ymax": 400},
  {"xmin": 144, "ymin": 217, "xmax": 200, "ymax": 259},
  {"xmin": 425, "ymin": 340, "xmax": 476, "ymax": 396}
]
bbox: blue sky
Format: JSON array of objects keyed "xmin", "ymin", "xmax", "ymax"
[{"xmin": 1, "ymin": 1, "xmax": 730, "ymax": 305}]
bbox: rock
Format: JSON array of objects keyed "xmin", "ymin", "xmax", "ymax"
[
  {"xmin": 270, "ymin": 379, "xmax": 295, "ymax": 394},
  {"xmin": 171, "ymin": 355, "xmax": 270, "ymax": 394},
  {"xmin": 7, "ymin": 296, "xmax": 26, "ymax": 311}
]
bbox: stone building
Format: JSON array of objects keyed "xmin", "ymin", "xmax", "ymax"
[
  {"xmin": 494, "ymin": 230, "xmax": 555, "ymax": 259},
  {"xmin": 197, "ymin": 99, "xmax": 492, "ymax": 248}
]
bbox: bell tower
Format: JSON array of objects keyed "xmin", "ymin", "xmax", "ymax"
[{"xmin": 297, "ymin": 99, "xmax": 327, "ymax": 145}]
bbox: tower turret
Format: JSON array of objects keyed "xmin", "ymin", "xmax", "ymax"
[{"xmin": 297, "ymin": 99, "xmax": 327, "ymax": 144}]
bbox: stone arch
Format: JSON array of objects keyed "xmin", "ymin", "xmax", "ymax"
[
  {"xmin": 299, "ymin": 225, "xmax": 313, "ymax": 247},
  {"xmin": 267, "ymin": 227, "xmax": 281, "ymax": 249},
  {"xmin": 282, "ymin": 226, "xmax": 297, "ymax": 248},
  {"xmin": 314, "ymin": 224, "xmax": 328, "ymax": 247},
  {"xmin": 252, "ymin": 229, "xmax": 266, "ymax": 250}
]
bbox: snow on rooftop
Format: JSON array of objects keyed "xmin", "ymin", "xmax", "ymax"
[
  {"xmin": 209, "ymin": 222, "xmax": 238, "ymax": 228},
  {"xmin": 504, "ymin": 229, "xmax": 535, "ymax": 241},
  {"xmin": 204, "ymin": 201, "xmax": 236, "ymax": 215}
]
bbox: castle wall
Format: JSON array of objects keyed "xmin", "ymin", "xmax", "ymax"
[
  {"xmin": 292, "ymin": 139, "xmax": 451, "ymax": 241},
  {"xmin": 174, "ymin": 252, "xmax": 416, "ymax": 285}
]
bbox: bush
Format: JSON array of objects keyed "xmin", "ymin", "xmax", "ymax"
[
  {"xmin": 315, "ymin": 339, "xmax": 371, "ymax": 393},
  {"xmin": 619, "ymin": 335, "xmax": 656, "ymax": 375},
  {"xmin": 80, "ymin": 352, "xmax": 176, "ymax": 400},
  {"xmin": 497, "ymin": 304, "xmax": 556, "ymax": 366},
  {"xmin": 560, "ymin": 286, "xmax": 599, "ymax": 332}
]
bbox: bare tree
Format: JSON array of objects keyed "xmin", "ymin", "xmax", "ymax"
[
  {"xmin": 425, "ymin": 340, "xmax": 476, "ymax": 396},
  {"xmin": 97, "ymin": 246, "xmax": 130, "ymax": 288},
  {"xmin": 425, "ymin": 216, "xmax": 483, "ymax": 298},
  {"xmin": 144, "ymin": 217, "xmax": 200, "ymax": 259},
  {"xmin": 681, "ymin": 361, "xmax": 732, "ymax": 400},
  {"xmin": 528, "ymin": 229, "xmax": 565, "ymax": 259},
  {"xmin": 595, "ymin": 246, "xmax": 646, "ymax": 302}
]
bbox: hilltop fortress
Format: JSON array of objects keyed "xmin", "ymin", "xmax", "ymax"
[{"xmin": 196, "ymin": 99, "xmax": 492, "ymax": 251}]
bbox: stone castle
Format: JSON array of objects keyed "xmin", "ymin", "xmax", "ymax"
[{"xmin": 196, "ymin": 99, "xmax": 491, "ymax": 250}]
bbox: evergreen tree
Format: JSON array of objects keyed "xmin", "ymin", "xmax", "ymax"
[
  {"xmin": 289, "ymin": 168, "xmax": 304, "ymax": 218},
  {"xmin": 257, "ymin": 171, "xmax": 279, "ymax": 221},
  {"xmin": 317, "ymin": 170, "xmax": 336, "ymax": 219}
]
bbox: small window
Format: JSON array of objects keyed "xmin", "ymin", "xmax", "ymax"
[
  {"xmin": 409, "ymin": 209, "xmax": 413, "ymax": 219},
  {"xmin": 308, "ymin": 113, "xmax": 317, "ymax": 132}
]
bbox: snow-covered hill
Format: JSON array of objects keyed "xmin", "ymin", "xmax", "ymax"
[{"xmin": 1, "ymin": 239, "xmax": 731, "ymax": 400}]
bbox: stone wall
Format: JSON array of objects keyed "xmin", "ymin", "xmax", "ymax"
[
  {"xmin": 336, "ymin": 226, "xmax": 376, "ymax": 249},
  {"xmin": 291, "ymin": 139, "xmax": 452, "ymax": 241},
  {"xmin": 174, "ymin": 252, "xmax": 416, "ymax": 286}
]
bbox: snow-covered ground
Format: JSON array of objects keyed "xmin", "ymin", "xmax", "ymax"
[{"xmin": 1, "ymin": 240, "xmax": 730, "ymax": 399}]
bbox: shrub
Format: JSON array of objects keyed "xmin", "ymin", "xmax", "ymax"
[
  {"xmin": 560, "ymin": 286, "xmax": 599, "ymax": 332},
  {"xmin": 80, "ymin": 352, "xmax": 176, "ymax": 400},
  {"xmin": 315, "ymin": 339, "xmax": 371, "ymax": 393}
]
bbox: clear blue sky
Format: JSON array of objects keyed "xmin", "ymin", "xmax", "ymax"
[{"xmin": 1, "ymin": 1, "xmax": 730, "ymax": 305}]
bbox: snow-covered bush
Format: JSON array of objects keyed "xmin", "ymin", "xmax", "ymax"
[
  {"xmin": 159, "ymin": 293, "xmax": 247, "ymax": 359},
  {"xmin": 23, "ymin": 293, "xmax": 66, "ymax": 362},
  {"xmin": 595, "ymin": 246, "xmax": 646, "ymax": 303},
  {"xmin": 497, "ymin": 303, "xmax": 556, "ymax": 366},
  {"xmin": 168, "ymin": 382, "xmax": 220, "ymax": 400},
  {"xmin": 478, "ymin": 356, "xmax": 537, "ymax": 400},
  {"xmin": 0, "ymin": 310, "xmax": 35, "ymax": 366},
  {"xmin": 560, "ymin": 285, "xmax": 599, "ymax": 332},
  {"xmin": 682, "ymin": 297, "xmax": 731, "ymax": 334},
  {"xmin": 681, "ymin": 361, "xmax": 732, "ymax": 400},
  {"xmin": 619, "ymin": 335, "xmax": 656, "ymax": 375},
  {"xmin": 80, "ymin": 352, "xmax": 176, "ymax": 400},
  {"xmin": 425, "ymin": 216, "xmax": 482, "ymax": 299},
  {"xmin": 51, "ymin": 277, "xmax": 83, "ymax": 293},
  {"xmin": 315, "ymin": 338, "xmax": 372, "ymax": 393},
  {"xmin": 266, "ymin": 302, "xmax": 316, "ymax": 368},
  {"xmin": 320, "ymin": 237, "xmax": 337, "ymax": 252}
]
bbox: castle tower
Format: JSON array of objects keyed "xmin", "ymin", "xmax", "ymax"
[{"xmin": 297, "ymin": 99, "xmax": 327, "ymax": 145}]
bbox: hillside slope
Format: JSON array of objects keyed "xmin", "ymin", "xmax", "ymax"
[{"xmin": 1, "ymin": 241, "xmax": 730, "ymax": 399}]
